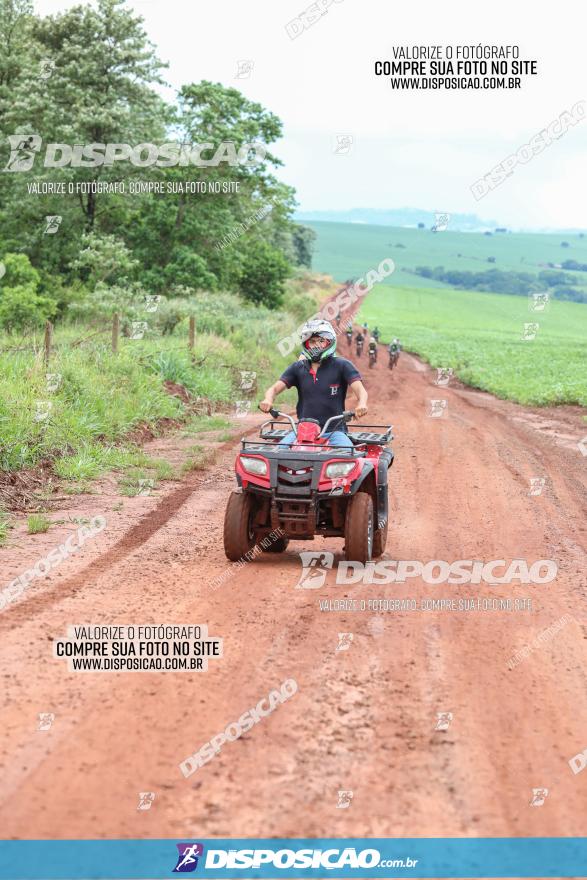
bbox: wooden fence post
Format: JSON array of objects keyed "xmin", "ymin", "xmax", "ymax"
[
  {"xmin": 112, "ymin": 313, "xmax": 119, "ymax": 354},
  {"xmin": 43, "ymin": 320, "xmax": 53, "ymax": 367},
  {"xmin": 189, "ymin": 316, "xmax": 195, "ymax": 351}
]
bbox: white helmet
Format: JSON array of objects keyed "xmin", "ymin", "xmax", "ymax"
[{"xmin": 300, "ymin": 319, "xmax": 336, "ymax": 363}]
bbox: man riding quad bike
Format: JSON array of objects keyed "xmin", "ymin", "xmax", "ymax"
[
  {"xmin": 223, "ymin": 319, "xmax": 394, "ymax": 563},
  {"xmin": 368, "ymin": 336, "xmax": 378, "ymax": 368}
]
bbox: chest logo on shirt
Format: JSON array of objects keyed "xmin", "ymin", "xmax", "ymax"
[{"xmin": 329, "ymin": 384, "xmax": 340, "ymax": 396}]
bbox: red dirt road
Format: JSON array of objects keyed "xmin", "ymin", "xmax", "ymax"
[{"xmin": 0, "ymin": 345, "xmax": 586, "ymax": 842}]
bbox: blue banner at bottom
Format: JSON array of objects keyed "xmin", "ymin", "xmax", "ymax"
[{"xmin": 0, "ymin": 838, "xmax": 586, "ymax": 879}]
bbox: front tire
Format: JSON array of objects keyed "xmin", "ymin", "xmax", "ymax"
[
  {"xmin": 223, "ymin": 491, "xmax": 255, "ymax": 561},
  {"xmin": 344, "ymin": 492, "xmax": 374, "ymax": 563}
]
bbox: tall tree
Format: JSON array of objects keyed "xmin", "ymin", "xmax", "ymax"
[
  {"xmin": 0, "ymin": 0, "xmax": 34, "ymax": 124},
  {"xmin": 0, "ymin": 0, "xmax": 169, "ymax": 273},
  {"xmin": 31, "ymin": 0, "xmax": 168, "ymax": 228},
  {"xmin": 127, "ymin": 81, "xmax": 296, "ymax": 293}
]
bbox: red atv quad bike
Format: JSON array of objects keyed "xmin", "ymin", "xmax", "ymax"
[{"xmin": 223, "ymin": 409, "xmax": 394, "ymax": 564}]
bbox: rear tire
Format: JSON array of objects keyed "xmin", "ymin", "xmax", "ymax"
[
  {"xmin": 344, "ymin": 492, "xmax": 374, "ymax": 563},
  {"xmin": 260, "ymin": 536, "xmax": 289, "ymax": 553},
  {"xmin": 372, "ymin": 516, "xmax": 388, "ymax": 557},
  {"xmin": 223, "ymin": 491, "xmax": 255, "ymax": 561}
]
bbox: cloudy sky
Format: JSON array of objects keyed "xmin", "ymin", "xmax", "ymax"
[{"xmin": 35, "ymin": 0, "xmax": 586, "ymax": 230}]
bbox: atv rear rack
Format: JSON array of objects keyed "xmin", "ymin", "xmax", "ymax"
[
  {"xmin": 348, "ymin": 427, "xmax": 393, "ymax": 445},
  {"xmin": 345, "ymin": 422, "xmax": 394, "ymax": 444},
  {"xmin": 258, "ymin": 419, "xmax": 393, "ymax": 447}
]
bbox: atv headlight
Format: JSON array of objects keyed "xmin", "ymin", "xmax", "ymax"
[
  {"xmin": 325, "ymin": 461, "xmax": 355, "ymax": 479},
  {"xmin": 240, "ymin": 455, "xmax": 268, "ymax": 476}
]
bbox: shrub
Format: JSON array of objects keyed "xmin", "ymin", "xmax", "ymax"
[
  {"xmin": 70, "ymin": 232, "xmax": 139, "ymax": 288},
  {"xmin": 0, "ymin": 284, "xmax": 56, "ymax": 332},
  {"xmin": 68, "ymin": 282, "xmax": 146, "ymax": 329},
  {"xmin": 162, "ymin": 247, "xmax": 217, "ymax": 290},
  {"xmin": 149, "ymin": 298, "xmax": 192, "ymax": 335},
  {"xmin": 1, "ymin": 253, "xmax": 41, "ymax": 289},
  {"xmin": 283, "ymin": 290, "xmax": 317, "ymax": 323},
  {"xmin": 238, "ymin": 241, "xmax": 291, "ymax": 308}
]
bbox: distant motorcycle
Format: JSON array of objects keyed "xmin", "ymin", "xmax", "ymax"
[
  {"xmin": 388, "ymin": 350, "xmax": 399, "ymax": 370},
  {"xmin": 368, "ymin": 348, "xmax": 377, "ymax": 369},
  {"xmin": 356, "ymin": 339, "xmax": 364, "ymax": 358},
  {"xmin": 346, "ymin": 330, "xmax": 353, "ymax": 348}
]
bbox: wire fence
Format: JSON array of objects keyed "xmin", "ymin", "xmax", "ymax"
[{"xmin": 0, "ymin": 314, "xmax": 199, "ymax": 366}]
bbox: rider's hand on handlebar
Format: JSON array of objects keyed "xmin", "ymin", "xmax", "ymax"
[
  {"xmin": 355, "ymin": 405, "xmax": 368, "ymax": 418},
  {"xmin": 259, "ymin": 400, "xmax": 272, "ymax": 413}
]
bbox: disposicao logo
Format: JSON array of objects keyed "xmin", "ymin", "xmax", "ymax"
[
  {"xmin": 173, "ymin": 843, "xmax": 205, "ymax": 873},
  {"xmin": 3, "ymin": 135, "xmax": 266, "ymax": 171},
  {"xmin": 201, "ymin": 847, "xmax": 385, "ymax": 870}
]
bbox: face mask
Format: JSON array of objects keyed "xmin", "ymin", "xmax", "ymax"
[
  {"xmin": 306, "ymin": 345, "xmax": 323, "ymax": 362},
  {"xmin": 305, "ymin": 337, "xmax": 326, "ymax": 361}
]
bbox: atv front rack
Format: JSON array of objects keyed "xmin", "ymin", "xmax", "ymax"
[
  {"xmin": 259, "ymin": 426, "xmax": 293, "ymax": 441},
  {"xmin": 242, "ymin": 439, "xmax": 363, "ymax": 457}
]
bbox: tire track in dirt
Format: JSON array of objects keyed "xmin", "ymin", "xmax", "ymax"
[{"xmin": 0, "ymin": 429, "xmax": 263, "ymax": 631}]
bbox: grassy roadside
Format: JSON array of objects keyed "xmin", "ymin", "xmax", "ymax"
[{"xmin": 0, "ymin": 274, "xmax": 336, "ymax": 523}]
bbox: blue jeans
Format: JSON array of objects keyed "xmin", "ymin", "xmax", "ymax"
[{"xmin": 279, "ymin": 430, "xmax": 353, "ymax": 449}]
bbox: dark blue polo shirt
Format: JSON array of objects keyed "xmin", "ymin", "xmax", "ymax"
[{"xmin": 279, "ymin": 356, "xmax": 361, "ymax": 430}]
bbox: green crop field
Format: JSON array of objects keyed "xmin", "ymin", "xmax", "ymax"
[
  {"xmin": 305, "ymin": 220, "xmax": 587, "ymax": 406},
  {"xmin": 359, "ymin": 284, "xmax": 587, "ymax": 406},
  {"xmin": 306, "ymin": 220, "xmax": 587, "ymax": 293}
]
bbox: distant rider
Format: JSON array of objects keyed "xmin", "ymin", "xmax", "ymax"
[{"xmin": 355, "ymin": 330, "xmax": 365, "ymax": 356}]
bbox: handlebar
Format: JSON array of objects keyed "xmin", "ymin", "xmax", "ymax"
[
  {"xmin": 320, "ymin": 411, "xmax": 355, "ymax": 436},
  {"xmin": 259, "ymin": 407, "xmax": 356, "ymax": 436},
  {"xmin": 265, "ymin": 407, "xmax": 296, "ymax": 431}
]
